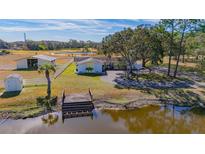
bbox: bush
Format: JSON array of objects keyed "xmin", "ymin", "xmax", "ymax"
[
  {"xmin": 36, "ymin": 96, "xmax": 57, "ymax": 111},
  {"xmin": 0, "ymin": 50, "xmax": 10, "ymax": 55},
  {"xmin": 198, "ymin": 60, "xmax": 205, "ymax": 71}
]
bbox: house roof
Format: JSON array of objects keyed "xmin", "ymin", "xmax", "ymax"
[
  {"xmin": 32, "ymin": 55, "xmax": 56, "ymax": 61},
  {"xmin": 77, "ymin": 58, "xmax": 104, "ymax": 65},
  {"xmin": 6, "ymin": 74, "xmax": 23, "ymax": 80}
]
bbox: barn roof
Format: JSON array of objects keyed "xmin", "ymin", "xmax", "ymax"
[
  {"xmin": 77, "ymin": 58, "xmax": 104, "ymax": 65},
  {"xmin": 32, "ymin": 55, "xmax": 56, "ymax": 61},
  {"xmin": 6, "ymin": 74, "xmax": 23, "ymax": 80},
  {"xmin": 16, "ymin": 54, "xmax": 56, "ymax": 61}
]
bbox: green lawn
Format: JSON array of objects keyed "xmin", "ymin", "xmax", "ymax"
[{"xmin": 0, "ymin": 63, "xmax": 150, "ymax": 118}]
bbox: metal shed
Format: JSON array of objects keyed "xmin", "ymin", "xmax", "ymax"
[{"xmin": 4, "ymin": 74, "xmax": 23, "ymax": 92}]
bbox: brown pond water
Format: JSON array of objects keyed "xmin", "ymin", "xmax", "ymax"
[{"xmin": 1, "ymin": 105, "xmax": 205, "ymax": 134}]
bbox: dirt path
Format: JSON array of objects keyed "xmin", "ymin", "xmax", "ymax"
[{"xmin": 54, "ymin": 58, "xmax": 73, "ymax": 78}]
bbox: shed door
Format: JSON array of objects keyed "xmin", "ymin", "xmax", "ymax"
[{"xmin": 27, "ymin": 59, "xmax": 38, "ymax": 69}]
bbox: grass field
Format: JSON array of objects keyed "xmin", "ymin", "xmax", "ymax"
[
  {"xmin": 0, "ymin": 51, "xmax": 204, "ymax": 118},
  {"xmin": 0, "ymin": 62, "xmax": 153, "ymax": 118}
]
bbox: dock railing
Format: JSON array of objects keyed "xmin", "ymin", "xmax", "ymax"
[
  {"xmin": 88, "ymin": 88, "xmax": 93, "ymax": 101},
  {"xmin": 62, "ymin": 89, "xmax": 65, "ymax": 104}
]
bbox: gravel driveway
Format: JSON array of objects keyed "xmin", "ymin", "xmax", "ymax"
[{"xmin": 100, "ymin": 71, "xmax": 125, "ymax": 85}]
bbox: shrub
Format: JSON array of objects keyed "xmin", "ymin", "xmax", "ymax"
[
  {"xmin": 0, "ymin": 50, "xmax": 10, "ymax": 55},
  {"xmin": 197, "ymin": 60, "xmax": 205, "ymax": 71},
  {"xmin": 36, "ymin": 96, "xmax": 57, "ymax": 111}
]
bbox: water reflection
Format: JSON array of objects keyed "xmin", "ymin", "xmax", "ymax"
[
  {"xmin": 1, "ymin": 105, "xmax": 205, "ymax": 133},
  {"xmin": 102, "ymin": 105, "xmax": 205, "ymax": 133},
  {"xmin": 62, "ymin": 111, "xmax": 94, "ymax": 123},
  {"xmin": 41, "ymin": 114, "xmax": 59, "ymax": 126}
]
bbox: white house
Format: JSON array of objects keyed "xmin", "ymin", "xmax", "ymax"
[
  {"xmin": 16, "ymin": 55, "xmax": 56, "ymax": 69},
  {"xmin": 76, "ymin": 58, "xmax": 105, "ymax": 74},
  {"xmin": 4, "ymin": 74, "xmax": 23, "ymax": 92}
]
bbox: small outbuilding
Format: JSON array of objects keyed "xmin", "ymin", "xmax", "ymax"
[
  {"xmin": 4, "ymin": 74, "xmax": 23, "ymax": 92},
  {"xmin": 16, "ymin": 54, "xmax": 56, "ymax": 70},
  {"xmin": 76, "ymin": 58, "xmax": 105, "ymax": 74},
  {"xmin": 133, "ymin": 63, "xmax": 143, "ymax": 70}
]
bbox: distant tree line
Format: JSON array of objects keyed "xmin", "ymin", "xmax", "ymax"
[{"xmin": 0, "ymin": 39, "xmax": 100, "ymax": 50}]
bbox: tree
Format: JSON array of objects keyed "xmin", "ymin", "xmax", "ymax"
[
  {"xmin": 0, "ymin": 39, "xmax": 9, "ymax": 49},
  {"xmin": 132, "ymin": 25, "xmax": 164, "ymax": 67},
  {"xmin": 101, "ymin": 28, "xmax": 136, "ymax": 77},
  {"xmin": 112, "ymin": 28, "xmax": 136, "ymax": 76},
  {"xmin": 38, "ymin": 63, "xmax": 56, "ymax": 99},
  {"xmin": 186, "ymin": 32, "xmax": 205, "ymax": 60},
  {"xmin": 160, "ymin": 19, "xmax": 178, "ymax": 76},
  {"xmin": 38, "ymin": 41, "xmax": 48, "ymax": 50},
  {"xmin": 173, "ymin": 19, "xmax": 199, "ymax": 77},
  {"xmin": 100, "ymin": 35, "xmax": 114, "ymax": 69},
  {"xmin": 83, "ymin": 45, "xmax": 90, "ymax": 52}
]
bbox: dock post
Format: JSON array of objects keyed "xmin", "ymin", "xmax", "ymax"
[{"xmin": 89, "ymin": 88, "xmax": 93, "ymax": 101}]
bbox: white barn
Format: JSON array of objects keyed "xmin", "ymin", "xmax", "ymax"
[
  {"xmin": 16, "ymin": 55, "xmax": 56, "ymax": 69},
  {"xmin": 4, "ymin": 74, "xmax": 23, "ymax": 92},
  {"xmin": 76, "ymin": 58, "xmax": 104, "ymax": 74}
]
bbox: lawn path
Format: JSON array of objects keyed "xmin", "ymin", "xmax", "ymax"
[{"xmin": 54, "ymin": 58, "xmax": 74, "ymax": 79}]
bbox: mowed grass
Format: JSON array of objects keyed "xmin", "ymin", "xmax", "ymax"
[
  {"xmin": 0, "ymin": 63, "xmax": 154, "ymax": 118},
  {"xmin": 53, "ymin": 64, "xmax": 148, "ymax": 100}
]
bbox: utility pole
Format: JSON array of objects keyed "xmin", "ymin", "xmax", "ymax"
[
  {"xmin": 24, "ymin": 33, "xmax": 27, "ymax": 50},
  {"xmin": 24, "ymin": 33, "xmax": 27, "ymax": 42}
]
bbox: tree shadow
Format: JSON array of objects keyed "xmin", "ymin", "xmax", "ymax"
[
  {"xmin": 0, "ymin": 91, "xmax": 21, "ymax": 98},
  {"xmin": 114, "ymin": 72, "xmax": 195, "ymax": 90},
  {"xmin": 144, "ymin": 89, "xmax": 204, "ymax": 106},
  {"xmin": 13, "ymin": 68, "xmax": 37, "ymax": 71}
]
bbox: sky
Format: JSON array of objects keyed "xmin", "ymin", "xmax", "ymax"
[{"xmin": 0, "ymin": 19, "xmax": 159, "ymax": 42}]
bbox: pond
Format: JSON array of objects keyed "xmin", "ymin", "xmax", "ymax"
[{"xmin": 1, "ymin": 105, "xmax": 205, "ymax": 134}]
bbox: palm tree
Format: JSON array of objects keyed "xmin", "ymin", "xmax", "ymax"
[{"xmin": 38, "ymin": 63, "xmax": 56, "ymax": 99}]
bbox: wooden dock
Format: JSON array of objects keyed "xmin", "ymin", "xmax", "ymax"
[{"xmin": 61, "ymin": 89, "xmax": 94, "ymax": 121}]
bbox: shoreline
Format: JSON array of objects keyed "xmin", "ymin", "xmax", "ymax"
[
  {"xmin": 93, "ymin": 99, "xmax": 195, "ymax": 110},
  {"xmin": 0, "ymin": 99, "xmax": 199, "ymax": 120}
]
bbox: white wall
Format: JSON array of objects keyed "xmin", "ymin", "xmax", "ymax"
[
  {"xmin": 77, "ymin": 64, "xmax": 87, "ymax": 73},
  {"xmin": 4, "ymin": 78, "xmax": 23, "ymax": 92},
  {"xmin": 16, "ymin": 59, "xmax": 28, "ymax": 69},
  {"xmin": 93, "ymin": 63, "xmax": 102, "ymax": 73}
]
